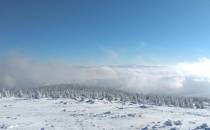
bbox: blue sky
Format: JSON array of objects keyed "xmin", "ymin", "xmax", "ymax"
[{"xmin": 1, "ymin": 0, "xmax": 210, "ymax": 65}]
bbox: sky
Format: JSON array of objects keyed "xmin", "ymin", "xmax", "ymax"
[
  {"xmin": 1, "ymin": 0, "xmax": 210, "ymax": 65},
  {"xmin": 1, "ymin": 0, "xmax": 210, "ymax": 97}
]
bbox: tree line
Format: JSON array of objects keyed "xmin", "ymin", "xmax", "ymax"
[{"xmin": 0, "ymin": 84, "xmax": 208, "ymax": 109}]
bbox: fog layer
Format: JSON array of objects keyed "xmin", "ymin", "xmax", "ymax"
[{"xmin": 0, "ymin": 56, "xmax": 210, "ymax": 97}]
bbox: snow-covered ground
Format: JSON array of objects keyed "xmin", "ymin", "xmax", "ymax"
[{"xmin": 0, "ymin": 98, "xmax": 210, "ymax": 130}]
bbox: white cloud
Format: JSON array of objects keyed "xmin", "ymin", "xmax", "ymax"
[
  {"xmin": 1, "ymin": 55, "xmax": 210, "ymax": 97},
  {"xmin": 178, "ymin": 57, "xmax": 210, "ymax": 82}
]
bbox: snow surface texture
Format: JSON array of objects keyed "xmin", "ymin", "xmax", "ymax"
[{"xmin": 0, "ymin": 98, "xmax": 210, "ymax": 130}]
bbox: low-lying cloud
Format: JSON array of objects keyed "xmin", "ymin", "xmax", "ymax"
[{"xmin": 0, "ymin": 55, "xmax": 210, "ymax": 97}]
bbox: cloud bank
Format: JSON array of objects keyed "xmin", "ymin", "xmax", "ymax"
[{"xmin": 0, "ymin": 55, "xmax": 210, "ymax": 97}]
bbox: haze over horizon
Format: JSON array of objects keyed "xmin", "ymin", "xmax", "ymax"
[{"xmin": 1, "ymin": 0, "xmax": 210, "ymax": 97}]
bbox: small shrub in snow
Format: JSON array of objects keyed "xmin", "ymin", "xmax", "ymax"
[
  {"xmin": 200, "ymin": 123, "xmax": 208, "ymax": 128},
  {"xmin": 103, "ymin": 111, "xmax": 111, "ymax": 114},
  {"xmin": 174, "ymin": 120, "xmax": 182, "ymax": 126},
  {"xmin": 170, "ymin": 127, "xmax": 177, "ymax": 130},
  {"xmin": 151, "ymin": 125, "xmax": 158, "ymax": 129},
  {"xmin": 86, "ymin": 99, "xmax": 94, "ymax": 104},
  {"xmin": 62, "ymin": 109, "xmax": 66, "ymax": 112},
  {"xmin": 195, "ymin": 123, "xmax": 209, "ymax": 129},
  {"xmin": 141, "ymin": 126, "xmax": 148, "ymax": 130},
  {"xmin": 127, "ymin": 113, "xmax": 136, "ymax": 117},
  {"xmin": 0, "ymin": 124, "xmax": 8, "ymax": 129},
  {"xmin": 164, "ymin": 120, "xmax": 173, "ymax": 126},
  {"xmin": 139, "ymin": 105, "xmax": 148, "ymax": 108},
  {"xmin": 120, "ymin": 115, "xmax": 126, "ymax": 118}
]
